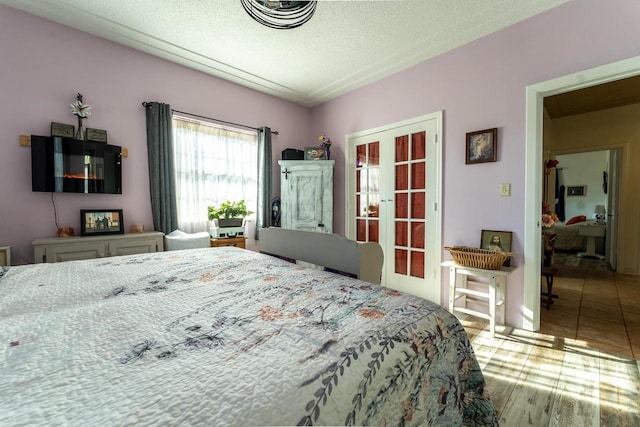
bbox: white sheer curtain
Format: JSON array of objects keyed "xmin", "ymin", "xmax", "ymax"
[{"xmin": 172, "ymin": 116, "xmax": 258, "ymax": 233}]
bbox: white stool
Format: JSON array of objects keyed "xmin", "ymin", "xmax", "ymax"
[{"xmin": 442, "ymin": 261, "xmax": 514, "ymax": 337}]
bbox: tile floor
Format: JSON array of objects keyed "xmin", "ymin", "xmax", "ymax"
[{"xmin": 539, "ymin": 263, "xmax": 640, "ymax": 359}]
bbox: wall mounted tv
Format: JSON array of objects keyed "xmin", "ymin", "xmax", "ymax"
[{"xmin": 31, "ymin": 135, "xmax": 122, "ymax": 194}]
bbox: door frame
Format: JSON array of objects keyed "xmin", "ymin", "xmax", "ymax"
[
  {"xmin": 344, "ymin": 111, "xmax": 443, "ymax": 303},
  {"xmin": 524, "ymin": 56, "xmax": 640, "ymax": 331}
]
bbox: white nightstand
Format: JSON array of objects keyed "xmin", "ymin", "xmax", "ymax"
[{"xmin": 577, "ymin": 223, "xmax": 606, "ymax": 259}]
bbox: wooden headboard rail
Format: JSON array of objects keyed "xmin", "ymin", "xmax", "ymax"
[{"xmin": 258, "ymin": 227, "xmax": 383, "ymax": 285}]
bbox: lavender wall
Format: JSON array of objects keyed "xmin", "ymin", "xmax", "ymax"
[
  {"xmin": 0, "ymin": 6, "xmax": 309, "ymax": 264},
  {"xmin": 309, "ymin": 0, "xmax": 640, "ymax": 327}
]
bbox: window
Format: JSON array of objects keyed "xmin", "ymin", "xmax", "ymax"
[{"xmin": 172, "ymin": 115, "xmax": 258, "ymax": 233}]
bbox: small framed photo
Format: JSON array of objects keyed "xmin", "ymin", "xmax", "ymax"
[
  {"xmin": 567, "ymin": 185, "xmax": 586, "ymax": 196},
  {"xmin": 86, "ymin": 128, "xmax": 108, "ymax": 143},
  {"xmin": 304, "ymin": 146, "xmax": 327, "ymax": 160},
  {"xmin": 480, "ymin": 229, "xmax": 513, "ymax": 267},
  {"xmin": 466, "ymin": 128, "xmax": 497, "ymax": 164},
  {"xmin": 80, "ymin": 209, "xmax": 124, "ymax": 236},
  {"xmin": 51, "ymin": 122, "xmax": 75, "ymax": 138}
]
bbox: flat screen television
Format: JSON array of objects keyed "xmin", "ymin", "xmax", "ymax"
[{"xmin": 31, "ymin": 135, "xmax": 122, "ymax": 194}]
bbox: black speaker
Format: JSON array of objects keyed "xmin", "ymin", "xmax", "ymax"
[{"xmin": 282, "ymin": 148, "xmax": 304, "ymax": 160}]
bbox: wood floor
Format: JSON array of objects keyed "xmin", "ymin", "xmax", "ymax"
[
  {"xmin": 458, "ymin": 263, "xmax": 640, "ymax": 426},
  {"xmin": 462, "ymin": 317, "xmax": 640, "ymax": 426}
]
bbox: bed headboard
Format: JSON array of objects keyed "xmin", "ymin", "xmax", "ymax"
[{"xmin": 258, "ymin": 227, "xmax": 383, "ymax": 285}]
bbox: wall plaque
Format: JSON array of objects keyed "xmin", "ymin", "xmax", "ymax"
[
  {"xmin": 51, "ymin": 122, "xmax": 75, "ymax": 138},
  {"xmin": 86, "ymin": 128, "xmax": 108, "ymax": 143}
]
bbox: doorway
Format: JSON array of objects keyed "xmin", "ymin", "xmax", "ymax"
[
  {"xmin": 345, "ymin": 112, "xmax": 443, "ymax": 303},
  {"xmin": 524, "ymin": 56, "xmax": 640, "ymax": 332}
]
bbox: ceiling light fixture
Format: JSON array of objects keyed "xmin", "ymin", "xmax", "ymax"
[{"xmin": 241, "ymin": 0, "xmax": 317, "ymax": 30}]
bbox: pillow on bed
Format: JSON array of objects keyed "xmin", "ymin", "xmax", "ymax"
[{"xmin": 566, "ymin": 215, "xmax": 587, "ymax": 225}]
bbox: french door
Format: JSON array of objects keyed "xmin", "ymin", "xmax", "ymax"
[{"xmin": 345, "ymin": 112, "xmax": 442, "ymax": 303}]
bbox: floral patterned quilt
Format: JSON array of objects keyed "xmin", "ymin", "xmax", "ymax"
[{"xmin": 0, "ymin": 248, "xmax": 497, "ymax": 426}]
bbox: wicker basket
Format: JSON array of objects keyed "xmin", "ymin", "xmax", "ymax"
[{"xmin": 444, "ymin": 246, "xmax": 514, "ymax": 270}]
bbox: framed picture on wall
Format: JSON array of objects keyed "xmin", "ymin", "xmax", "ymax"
[
  {"xmin": 466, "ymin": 128, "xmax": 497, "ymax": 164},
  {"xmin": 480, "ymin": 229, "xmax": 513, "ymax": 267},
  {"xmin": 567, "ymin": 185, "xmax": 586, "ymax": 196},
  {"xmin": 80, "ymin": 209, "xmax": 124, "ymax": 236}
]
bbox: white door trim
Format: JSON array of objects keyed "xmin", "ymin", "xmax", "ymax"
[
  {"xmin": 345, "ymin": 111, "xmax": 443, "ymax": 303},
  {"xmin": 524, "ymin": 56, "xmax": 640, "ymax": 331}
]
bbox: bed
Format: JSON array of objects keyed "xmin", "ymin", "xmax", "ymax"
[
  {"xmin": 552, "ymin": 221, "xmax": 589, "ymax": 251},
  {"xmin": 552, "ymin": 219, "xmax": 605, "ymax": 253},
  {"xmin": 0, "ymin": 232, "xmax": 497, "ymax": 426}
]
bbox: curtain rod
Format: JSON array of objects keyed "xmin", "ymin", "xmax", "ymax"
[{"xmin": 141, "ymin": 102, "xmax": 278, "ymax": 135}]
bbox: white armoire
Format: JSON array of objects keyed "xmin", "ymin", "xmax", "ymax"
[{"xmin": 278, "ymin": 160, "xmax": 334, "ymax": 233}]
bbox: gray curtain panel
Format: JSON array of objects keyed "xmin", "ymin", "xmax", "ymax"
[
  {"xmin": 256, "ymin": 126, "xmax": 272, "ymax": 240},
  {"xmin": 145, "ymin": 102, "xmax": 178, "ymax": 234}
]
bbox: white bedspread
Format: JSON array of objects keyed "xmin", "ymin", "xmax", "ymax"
[{"xmin": 0, "ymin": 248, "xmax": 496, "ymax": 426}]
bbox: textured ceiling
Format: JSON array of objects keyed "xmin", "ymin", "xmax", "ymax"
[{"xmin": 2, "ymin": 0, "xmax": 568, "ymax": 107}]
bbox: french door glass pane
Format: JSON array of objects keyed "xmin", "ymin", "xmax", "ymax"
[
  {"xmin": 357, "ymin": 219, "xmax": 366, "ymax": 241},
  {"xmin": 356, "ymin": 145, "xmax": 367, "ymax": 167},
  {"xmin": 396, "ymin": 135, "xmax": 408, "ymax": 162},
  {"xmin": 368, "ymin": 220, "xmax": 379, "ymax": 243},
  {"xmin": 395, "ymin": 249, "xmax": 408, "ymax": 274},
  {"xmin": 411, "ymin": 163, "xmax": 425, "ymax": 189},
  {"xmin": 395, "ymin": 164, "xmax": 408, "ymax": 190},
  {"xmin": 395, "ymin": 193, "xmax": 408, "ymax": 218},
  {"xmin": 369, "ymin": 142, "xmax": 380, "ymax": 166},
  {"xmin": 355, "ymin": 141, "xmax": 380, "ymax": 243},
  {"xmin": 411, "ymin": 193, "xmax": 425, "ymax": 219},
  {"xmin": 410, "ymin": 251, "xmax": 425, "ymax": 278},
  {"xmin": 395, "ymin": 221, "xmax": 408, "ymax": 246},
  {"xmin": 411, "ymin": 131, "xmax": 426, "ymax": 160},
  {"xmin": 411, "ymin": 222, "xmax": 424, "ymax": 249}
]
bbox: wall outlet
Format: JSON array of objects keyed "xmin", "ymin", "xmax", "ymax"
[{"xmin": 500, "ymin": 183, "xmax": 511, "ymax": 196}]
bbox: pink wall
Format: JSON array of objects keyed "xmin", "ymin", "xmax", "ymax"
[
  {"xmin": 309, "ymin": 0, "xmax": 640, "ymax": 327},
  {"xmin": 0, "ymin": 6, "xmax": 309, "ymax": 263}
]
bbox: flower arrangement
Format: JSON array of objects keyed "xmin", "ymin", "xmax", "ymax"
[
  {"xmin": 318, "ymin": 135, "xmax": 331, "ymax": 150},
  {"xmin": 70, "ymin": 93, "xmax": 91, "ymax": 140},
  {"xmin": 541, "ymin": 202, "xmax": 559, "ymax": 228},
  {"xmin": 544, "ymin": 159, "xmax": 559, "ymax": 169},
  {"xmin": 70, "ymin": 93, "xmax": 91, "ymax": 118}
]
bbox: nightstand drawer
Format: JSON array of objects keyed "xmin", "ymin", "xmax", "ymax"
[{"xmin": 210, "ymin": 237, "xmax": 246, "ymax": 249}]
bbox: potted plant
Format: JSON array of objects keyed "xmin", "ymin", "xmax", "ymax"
[{"xmin": 207, "ymin": 200, "xmax": 253, "ymax": 228}]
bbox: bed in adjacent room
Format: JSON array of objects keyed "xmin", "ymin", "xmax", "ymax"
[
  {"xmin": 552, "ymin": 216, "xmax": 605, "ymax": 253},
  {"xmin": 0, "ymin": 236, "xmax": 497, "ymax": 426}
]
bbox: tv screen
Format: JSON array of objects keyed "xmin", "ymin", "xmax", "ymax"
[{"xmin": 31, "ymin": 135, "xmax": 122, "ymax": 194}]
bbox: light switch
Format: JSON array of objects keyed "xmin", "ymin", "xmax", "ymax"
[{"xmin": 500, "ymin": 183, "xmax": 511, "ymax": 196}]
